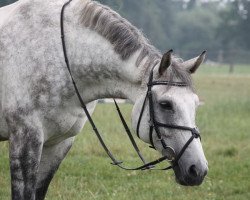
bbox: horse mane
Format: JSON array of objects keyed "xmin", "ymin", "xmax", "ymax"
[
  {"xmin": 80, "ymin": 0, "xmax": 161, "ymax": 69},
  {"xmin": 80, "ymin": 1, "xmax": 193, "ymax": 88}
]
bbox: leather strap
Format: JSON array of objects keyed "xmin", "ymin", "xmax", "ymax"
[
  {"xmin": 113, "ymin": 99, "xmax": 147, "ymax": 165},
  {"xmin": 61, "ymin": 0, "xmax": 200, "ymax": 171},
  {"xmin": 61, "ymin": 0, "xmax": 173, "ymax": 171}
]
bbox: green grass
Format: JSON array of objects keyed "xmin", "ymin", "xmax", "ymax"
[{"xmin": 1, "ymin": 65, "xmax": 250, "ymax": 200}]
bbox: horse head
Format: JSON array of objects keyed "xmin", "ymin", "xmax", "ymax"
[{"xmin": 132, "ymin": 50, "xmax": 208, "ymax": 186}]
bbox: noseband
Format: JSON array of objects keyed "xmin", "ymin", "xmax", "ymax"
[{"xmin": 61, "ymin": 0, "xmax": 200, "ymax": 171}]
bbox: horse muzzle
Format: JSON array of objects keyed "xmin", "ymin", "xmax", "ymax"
[{"xmin": 173, "ymin": 162, "xmax": 208, "ymax": 186}]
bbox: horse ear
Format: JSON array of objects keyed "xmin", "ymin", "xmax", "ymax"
[
  {"xmin": 158, "ymin": 49, "xmax": 173, "ymax": 76},
  {"xmin": 182, "ymin": 51, "xmax": 206, "ymax": 74}
]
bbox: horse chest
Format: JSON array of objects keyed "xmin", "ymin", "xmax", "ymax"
[{"xmin": 43, "ymin": 101, "xmax": 97, "ymax": 146}]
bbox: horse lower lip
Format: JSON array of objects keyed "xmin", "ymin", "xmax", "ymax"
[
  {"xmin": 185, "ymin": 177, "xmax": 204, "ymax": 186},
  {"xmin": 177, "ymin": 179, "xmax": 199, "ymax": 186},
  {"xmin": 173, "ymin": 164, "xmax": 204, "ymax": 186},
  {"xmin": 178, "ymin": 175, "xmax": 204, "ymax": 186},
  {"xmin": 175, "ymin": 174, "xmax": 204, "ymax": 186}
]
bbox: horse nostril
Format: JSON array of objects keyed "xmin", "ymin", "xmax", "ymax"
[{"xmin": 188, "ymin": 165, "xmax": 198, "ymax": 178}]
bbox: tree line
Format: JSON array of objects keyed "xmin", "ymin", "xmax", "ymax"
[
  {"xmin": 1, "ymin": 0, "xmax": 250, "ymax": 63},
  {"xmin": 98, "ymin": 0, "xmax": 250, "ymax": 62}
]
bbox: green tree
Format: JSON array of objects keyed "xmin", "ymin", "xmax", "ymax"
[
  {"xmin": 171, "ymin": 4, "xmax": 221, "ymax": 59},
  {"xmin": 216, "ymin": 1, "xmax": 250, "ymax": 62},
  {"xmin": 2, "ymin": 0, "xmax": 250, "ymax": 63},
  {"xmin": 98, "ymin": 0, "xmax": 179, "ymax": 51},
  {"xmin": 236, "ymin": 1, "xmax": 250, "ymax": 50}
]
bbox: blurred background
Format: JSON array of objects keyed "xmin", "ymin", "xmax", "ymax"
[
  {"xmin": 97, "ymin": 0, "xmax": 250, "ymax": 69},
  {"xmin": 0, "ymin": 1, "xmax": 249, "ymax": 200},
  {"xmin": 1, "ymin": 0, "xmax": 250, "ymax": 66}
]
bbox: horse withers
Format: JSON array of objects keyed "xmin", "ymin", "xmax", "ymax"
[{"xmin": 0, "ymin": 0, "xmax": 208, "ymax": 199}]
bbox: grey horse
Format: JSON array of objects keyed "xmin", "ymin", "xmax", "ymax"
[{"xmin": 0, "ymin": 0, "xmax": 208, "ymax": 199}]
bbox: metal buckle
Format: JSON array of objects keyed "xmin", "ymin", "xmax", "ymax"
[
  {"xmin": 162, "ymin": 146, "xmax": 176, "ymax": 161},
  {"xmin": 156, "ymin": 134, "xmax": 163, "ymax": 141},
  {"xmin": 192, "ymin": 127, "xmax": 200, "ymax": 138},
  {"xmin": 148, "ymin": 119, "xmax": 154, "ymax": 127}
]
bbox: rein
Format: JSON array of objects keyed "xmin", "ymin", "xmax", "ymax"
[{"xmin": 60, "ymin": 0, "xmax": 200, "ymax": 171}]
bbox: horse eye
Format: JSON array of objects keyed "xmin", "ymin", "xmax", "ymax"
[{"xmin": 159, "ymin": 101, "xmax": 173, "ymax": 110}]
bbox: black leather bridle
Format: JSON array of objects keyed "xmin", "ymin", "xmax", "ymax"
[
  {"xmin": 60, "ymin": 0, "xmax": 201, "ymax": 171},
  {"xmin": 136, "ymin": 66, "xmax": 201, "ymax": 169}
]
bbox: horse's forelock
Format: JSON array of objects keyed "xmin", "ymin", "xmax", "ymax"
[{"xmin": 169, "ymin": 58, "xmax": 194, "ymax": 90}]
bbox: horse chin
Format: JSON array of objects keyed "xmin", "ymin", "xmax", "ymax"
[{"xmin": 173, "ymin": 164, "xmax": 204, "ymax": 186}]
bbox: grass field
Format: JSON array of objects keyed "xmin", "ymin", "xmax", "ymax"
[{"xmin": 0, "ymin": 64, "xmax": 250, "ymax": 200}]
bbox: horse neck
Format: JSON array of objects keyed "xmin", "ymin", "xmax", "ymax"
[
  {"xmin": 71, "ymin": 48, "xmax": 146, "ymax": 103},
  {"xmin": 66, "ymin": 31, "xmax": 146, "ymax": 103},
  {"xmin": 61, "ymin": 1, "xmax": 157, "ymax": 103}
]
